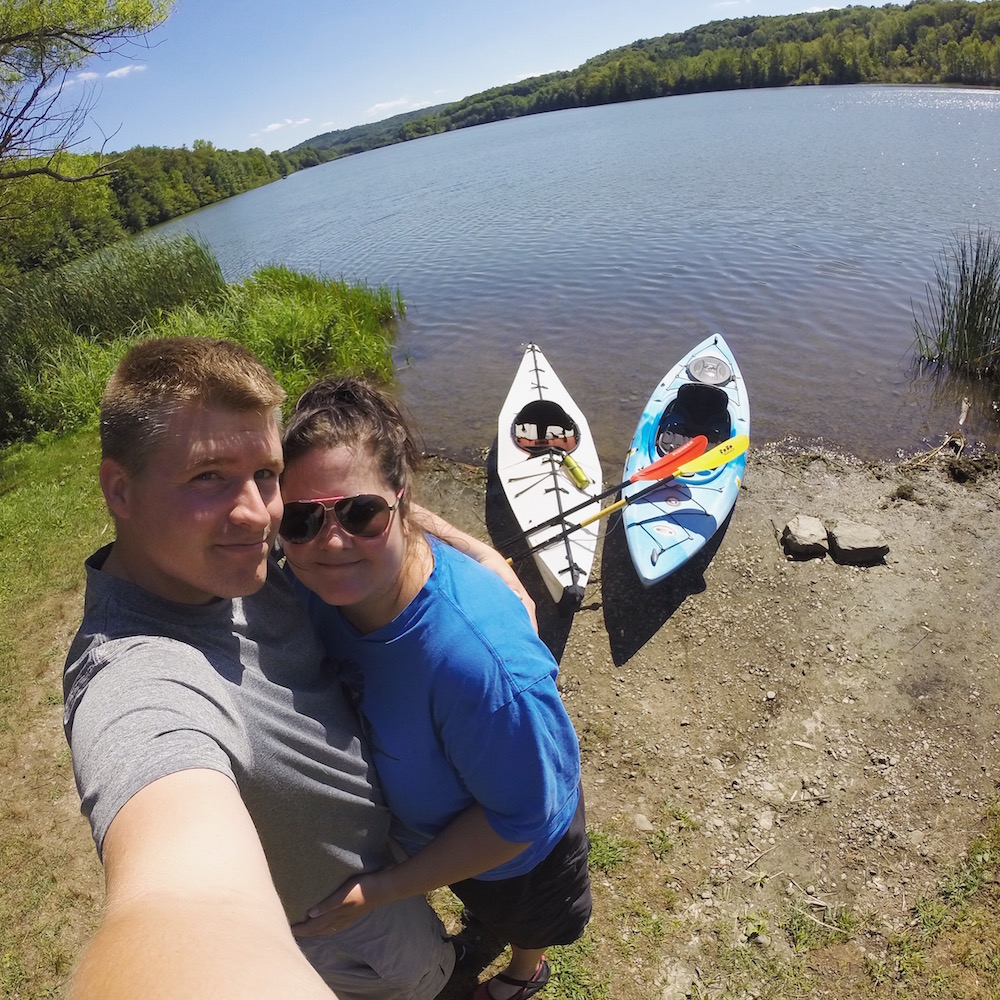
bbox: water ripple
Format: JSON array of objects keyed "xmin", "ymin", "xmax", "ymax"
[{"xmin": 153, "ymin": 85, "xmax": 1000, "ymax": 461}]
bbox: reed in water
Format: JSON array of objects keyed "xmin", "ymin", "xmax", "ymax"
[{"xmin": 914, "ymin": 227, "xmax": 1000, "ymax": 387}]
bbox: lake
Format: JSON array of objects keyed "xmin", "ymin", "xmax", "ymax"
[{"xmin": 153, "ymin": 84, "xmax": 1000, "ymax": 466}]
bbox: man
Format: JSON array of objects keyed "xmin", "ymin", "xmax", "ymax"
[{"xmin": 63, "ymin": 337, "xmax": 532, "ymax": 999}]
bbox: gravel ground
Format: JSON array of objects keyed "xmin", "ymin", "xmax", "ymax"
[
  {"xmin": 7, "ymin": 440, "xmax": 996, "ymax": 998},
  {"xmin": 417, "ymin": 441, "xmax": 1000, "ymax": 997}
]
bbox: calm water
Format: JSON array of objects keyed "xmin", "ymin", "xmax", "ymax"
[{"xmin": 154, "ymin": 84, "xmax": 1000, "ymax": 466}]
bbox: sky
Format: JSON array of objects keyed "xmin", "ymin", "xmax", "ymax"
[{"xmin": 68, "ymin": 0, "xmax": 831, "ymax": 154}]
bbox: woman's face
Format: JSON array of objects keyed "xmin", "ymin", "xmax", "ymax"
[{"xmin": 280, "ymin": 443, "xmax": 409, "ymax": 622}]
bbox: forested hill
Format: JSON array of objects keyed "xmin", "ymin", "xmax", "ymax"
[
  {"xmin": 5, "ymin": 0, "xmax": 1000, "ymax": 278},
  {"xmin": 291, "ymin": 0, "xmax": 1000, "ymax": 157}
]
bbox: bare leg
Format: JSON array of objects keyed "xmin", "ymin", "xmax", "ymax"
[{"xmin": 486, "ymin": 946, "xmax": 546, "ymax": 1000}]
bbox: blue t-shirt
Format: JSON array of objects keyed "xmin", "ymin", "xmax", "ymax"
[{"xmin": 287, "ymin": 538, "xmax": 581, "ymax": 879}]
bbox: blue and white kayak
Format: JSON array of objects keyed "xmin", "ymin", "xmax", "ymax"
[
  {"xmin": 621, "ymin": 334, "xmax": 750, "ymax": 586},
  {"xmin": 497, "ymin": 344, "xmax": 603, "ymax": 612}
]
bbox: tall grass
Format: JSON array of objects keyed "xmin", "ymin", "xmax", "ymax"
[
  {"xmin": 51, "ymin": 235, "xmax": 227, "ymax": 339},
  {"xmin": 0, "ymin": 243, "xmax": 404, "ymax": 444},
  {"xmin": 165, "ymin": 265, "xmax": 403, "ymax": 402},
  {"xmin": 0, "ymin": 236, "xmax": 226, "ymax": 443},
  {"xmin": 914, "ymin": 227, "xmax": 1000, "ymax": 384}
]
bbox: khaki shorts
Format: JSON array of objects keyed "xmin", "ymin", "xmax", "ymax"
[{"xmin": 297, "ymin": 894, "xmax": 455, "ymax": 1000}]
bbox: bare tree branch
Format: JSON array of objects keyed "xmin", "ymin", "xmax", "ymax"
[{"xmin": 0, "ymin": 1, "xmax": 171, "ymax": 183}]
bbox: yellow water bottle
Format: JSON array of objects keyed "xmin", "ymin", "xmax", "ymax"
[{"xmin": 561, "ymin": 454, "xmax": 591, "ymax": 489}]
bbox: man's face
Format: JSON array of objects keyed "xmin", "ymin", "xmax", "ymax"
[{"xmin": 102, "ymin": 404, "xmax": 284, "ymax": 604}]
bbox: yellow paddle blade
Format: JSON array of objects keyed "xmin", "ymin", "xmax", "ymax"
[{"xmin": 674, "ymin": 433, "xmax": 749, "ymax": 477}]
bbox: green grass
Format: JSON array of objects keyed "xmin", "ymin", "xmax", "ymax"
[
  {"xmin": 914, "ymin": 227, "xmax": 1000, "ymax": 386},
  {"xmin": 783, "ymin": 904, "xmax": 859, "ymax": 952},
  {"xmin": 0, "ymin": 235, "xmax": 225, "ymax": 443},
  {"xmin": 0, "ymin": 429, "xmax": 109, "ymax": 722},
  {"xmin": 203, "ymin": 264, "xmax": 403, "ymax": 401},
  {"xmin": 546, "ymin": 937, "xmax": 610, "ymax": 999},
  {"xmin": 0, "ymin": 241, "xmax": 404, "ymax": 446},
  {"xmin": 587, "ymin": 828, "xmax": 637, "ymax": 874}
]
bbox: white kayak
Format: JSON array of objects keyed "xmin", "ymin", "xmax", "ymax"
[
  {"xmin": 496, "ymin": 344, "xmax": 603, "ymax": 612},
  {"xmin": 621, "ymin": 333, "xmax": 750, "ymax": 586}
]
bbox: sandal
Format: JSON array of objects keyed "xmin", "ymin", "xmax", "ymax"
[{"xmin": 471, "ymin": 957, "xmax": 550, "ymax": 1000}]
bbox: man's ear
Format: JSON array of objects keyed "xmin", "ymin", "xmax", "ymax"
[{"xmin": 99, "ymin": 457, "xmax": 132, "ymax": 521}]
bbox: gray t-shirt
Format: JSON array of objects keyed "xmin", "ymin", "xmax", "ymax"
[
  {"xmin": 63, "ymin": 545, "xmax": 391, "ymax": 923},
  {"xmin": 63, "ymin": 546, "xmax": 455, "ymax": 997}
]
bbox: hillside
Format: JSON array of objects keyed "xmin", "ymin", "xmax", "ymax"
[
  {"xmin": 287, "ymin": 102, "xmax": 456, "ymax": 155},
  {"xmin": 288, "ymin": 0, "xmax": 1000, "ymax": 159}
]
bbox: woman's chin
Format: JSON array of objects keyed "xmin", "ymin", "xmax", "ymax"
[{"xmin": 301, "ymin": 566, "xmax": 368, "ymax": 609}]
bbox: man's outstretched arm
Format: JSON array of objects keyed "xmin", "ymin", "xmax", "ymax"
[{"xmin": 70, "ymin": 768, "xmax": 336, "ymax": 1000}]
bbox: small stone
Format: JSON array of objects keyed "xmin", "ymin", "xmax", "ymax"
[
  {"xmin": 634, "ymin": 813, "xmax": 654, "ymax": 832},
  {"xmin": 781, "ymin": 515, "xmax": 829, "ymax": 559},
  {"xmin": 827, "ymin": 519, "xmax": 889, "ymax": 565}
]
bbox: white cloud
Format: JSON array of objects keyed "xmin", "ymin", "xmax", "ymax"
[
  {"xmin": 107, "ymin": 64, "xmax": 146, "ymax": 79},
  {"xmin": 368, "ymin": 97, "xmax": 411, "ymax": 116},
  {"xmin": 250, "ymin": 117, "xmax": 312, "ymax": 139},
  {"xmin": 63, "ymin": 70, "xmax": 99, "ymax": 89}
]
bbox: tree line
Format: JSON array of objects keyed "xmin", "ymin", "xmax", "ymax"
[
  {"xmin": 393, "ymin": 0, "xmax": 1000, "ymax": 138},
  {"xmin": 5, "ymin": 0, "xmax": 1000, "ymax": 280},
  {"xmin": 0, "ymin": 142, "xmax": 333, "ymax": 278}
]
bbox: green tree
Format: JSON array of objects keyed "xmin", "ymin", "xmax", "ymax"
[
  {"xmin": 0, "ymin": 151, "xmax": 123, "ymax": 275},
  {"xmin": 0, "ymin": 0, "xmax": 172, "ymax": 183}
]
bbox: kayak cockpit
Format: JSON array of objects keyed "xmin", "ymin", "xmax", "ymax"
[
  {"xmin": 655, "ymin": 382, "xmax": 732, "ymax": 454},
  {"xmin": 512, "ymin": 399, "xmax": 580, "ymax": 454}
]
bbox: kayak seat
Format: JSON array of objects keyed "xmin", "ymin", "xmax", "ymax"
[
  {"xmin": 656, "ymin": 383, "xmax": 731, "ymax": 453},
  {"xmin": 512, "ymin": 400, "xmax": 579, "ymax": 454}
]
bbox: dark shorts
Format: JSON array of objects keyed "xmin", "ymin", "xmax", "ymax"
[{"xmin": 449, "ymin": 785, "xmax": 592, "ymax": 950}]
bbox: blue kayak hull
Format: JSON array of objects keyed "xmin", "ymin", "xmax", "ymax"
[{"xmin": 621, "ymin": 334, "xmax": 750, "ymax": 586}]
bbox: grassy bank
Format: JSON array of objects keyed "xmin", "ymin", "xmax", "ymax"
[{"xmin": 0, "ymin": 236, "xmax": 404, "ymax": 446}]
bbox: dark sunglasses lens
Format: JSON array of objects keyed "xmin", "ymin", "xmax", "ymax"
[
  {"xmin": 280, "ymin": 502, "xmax": 326, "ymax": 543},
  {"xmin": 335, "ymin": 495, "xmax": 391, "ymax": 537}
]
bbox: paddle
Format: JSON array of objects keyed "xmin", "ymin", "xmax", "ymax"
[
  {"xmin": 497, "ymin": 435, "xmax": 709, "ymax": 549},
  {"xmin": 509, "ymin": 434, "xmax": 750, "ymax": 562}
]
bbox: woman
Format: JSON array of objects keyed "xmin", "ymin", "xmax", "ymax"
[{"xmin": 281, "ymin": 376, "xmax": 591, "ymax": 1000}]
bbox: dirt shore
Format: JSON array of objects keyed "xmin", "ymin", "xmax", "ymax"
[
  {"xmin": 6, "ymin": 440, "xmax": 999, "ymax": 998},
  {"xmin": 416, "ymin": 441, "xmax": 1000, "ymax": 997}
]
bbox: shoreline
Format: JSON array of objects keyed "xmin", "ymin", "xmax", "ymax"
[
  {"xmin": 420, "ymin": 441, "xmax": 1000, "ymax": 997},
  {"xmin": 3, "ymin": 437, "xmax": 998, "ymax": 999}
]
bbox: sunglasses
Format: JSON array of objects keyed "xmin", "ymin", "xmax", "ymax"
[{"xmin": 279, "ymin": 490, "xmax": 404, "ymax": 544}]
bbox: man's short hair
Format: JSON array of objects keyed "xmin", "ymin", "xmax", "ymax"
[{"xmin": 101, "ymin": 337, "xmax": 287, "ymax": 474}]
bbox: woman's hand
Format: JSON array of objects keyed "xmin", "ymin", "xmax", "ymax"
[
  {"xmin": 291, "ymin": 873, "xmax": 385, "ymax": 937},
  {"xmin": 294, "ymin": 806, "xmax": 528, "ymax": 943}
]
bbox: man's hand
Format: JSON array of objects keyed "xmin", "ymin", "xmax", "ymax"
[{"xmin": 71, "ymin": 769, "xmax": 335, "ymax": 1000}]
